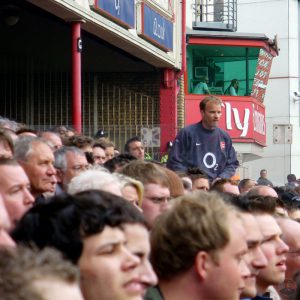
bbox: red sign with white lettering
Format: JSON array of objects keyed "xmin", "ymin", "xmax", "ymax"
[
  {"xmin": 251, "ymin": 49, "xmax": 273, "ymax": 102},
  {"xmin": 185, "ymin": 95, "xmax": 266, "ymax": 146}
]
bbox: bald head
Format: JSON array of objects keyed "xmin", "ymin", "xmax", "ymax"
[{"xmin": 247, "ymin": 186, "xmax": 278, "ymax": 198}]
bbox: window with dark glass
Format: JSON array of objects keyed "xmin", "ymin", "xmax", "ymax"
[{"xmin": 187, "ymin": 45, "xmax": 260, "ymax": 96}]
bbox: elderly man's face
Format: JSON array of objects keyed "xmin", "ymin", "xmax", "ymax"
[
  {"xmin": 20, "ymin": 142, "xmax": 57, "ymax": 196},
  {"xmin": 41, "ymin": 132, "xmax": 63, "ymax": 151},
  {"xmin": 0, "ymin": 164, "xmax": 34, "ymax": 230},
  {"xmin": 62, "ymin": 152, "xmax": 89, "ymax": 189}
]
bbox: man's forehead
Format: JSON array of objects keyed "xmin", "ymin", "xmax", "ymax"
[
  {"xmin": 66, "ymin": 152, "xmax": 86, "ymax": 162},
  {"xmin": 241, "ymin": 213, "xmax": 263, "ymax": 242},
  {"xmin": 93, "ymin": 146, "xmax": 105, "ymax": 153},
  {"xmin": 205, "ymin": 102, "xmax": 221, "ymax": 110},
  {"xmin": 0, "ymin": 164, "xmax": 29, "ymax": 181},
  {"xmin": 30, "ymin": 142, "xmax": 53, "ymax": 158},
  {"xmin": 130, "ymin": 141, "xmax": 142, "ymax": 147},
  {"xmin": 144, "ymin": 183, "xmax": 169, "ymax": 193},
  {"xmin": 84, "ymin": 225, "xmax": 126, "ymax": 247},
  {"xmin": 228, "ymin": 216, "xmax": 248, "ymax": 252},
  {"xmin": 255, "ymin": 214, "xmax": 281, "ymax": 235},
  {"xmin": 279, "ymin": 218, "xmax": 300, "ymax": 244}
]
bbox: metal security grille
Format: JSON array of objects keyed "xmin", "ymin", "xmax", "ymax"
[
  {"xmin": 82, "ymin": 73, "xmax": 159, "ymax": 155},
  {"xmin": 0, "ymin": 61, "xmax": 160, "ymax": 156},
  {"xmin": 192, "ymin": 0, "xmax": 237, "ymax": 31},
  {"xmin": 0, "ymin": 65, "xmax": 72, "ymax": 130}
]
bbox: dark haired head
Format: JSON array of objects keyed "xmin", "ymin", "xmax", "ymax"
[
  {"xmin": 242, "ymin": 195, "xmax": 278, "ymax": 215},
  {"xmin": 12, "ymin": 194, "xmax": 82, "ymax": 264},
  {"xmin": 186, "ymin": 167, "xmax": 208, "ymax": 180},
  {"xmin": 75, "ymin": 190, "xmax": 147, "ymax": 232},
  {"xmin": 287, "ymin": 174, "xmax": 297, "ymax": 182},
  {"xmin": 103, "ymin": 153, "xmax": 136, "ymax": 172},
  {"xmin": 12, "ymin": 191, "xmax": 146, "ymax": 264},
  {"xmin": 124, "ymin": 136, "xmax": 141, "ymax": 153}
]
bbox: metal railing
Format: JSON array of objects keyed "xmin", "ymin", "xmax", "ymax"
[
  {"xmin": 0, "ymin": 62, "xmax": 163, "ymax": 157},
  {"xmin": 192, "ymin": 0, "xmax": 237, "ymax": 31}
]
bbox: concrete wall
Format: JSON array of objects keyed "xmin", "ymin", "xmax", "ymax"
[{"xmin": 237, "ymin": 0, "xmax": 300, "ymax": 186}]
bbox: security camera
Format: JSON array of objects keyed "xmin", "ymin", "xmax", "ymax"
[{"xmin": 294, "ymin": 91, "xmax": 300, "ymax": 97}]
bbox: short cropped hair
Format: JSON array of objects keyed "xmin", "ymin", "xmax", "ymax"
[
  {"xmin": 287, "ymin": 174, "xmax": 297, "ymax": 182},
  {"xmin": 0, "ymin": 246, "xmax": 79, "ymax": 300},
  {"xmin": 199, "ymin": 95, "xmax": 222, "ymax": 111},
  {"xmin": 12, "ymin": 191, "xmax": 146, "ymax": 264},
  {"xmin": 64, "ymin": 134, "xmax": 94, "ymax": 149},
  {"xmin": 120, "ymin": 160, "xmax": 169, "ymax": 187},
  {"xmin": 14, "ymin": 137, "xmax": 47, "ymax": 162},
  {"xmin": 103, "ymin": 153, "xmax": 136, "ymax": 172},
  {"xmin": 151, "ymin": 191, "xmax": 230, "ymax": 280},
  {"xmin": 187, "ymin": 167, "xmax": 208, "ymax": 180},
  {"xmin": 67, "ymin": 169, "xmax": 122, "ymax": 195},
  {"xmin": 210, "ymin": 178, "xmax": 237, "ymax": 193},
  {"xmin": 243, "ymin": 195, "xmax": 277, "ymax": 215},
  {"xmin": 238, "ymin": 178, "xmax": 253, "ymax": 191},
  {"xmin": 54, "ymin": 146, "xmax": 85, "ymax": 171},
  {"xmin": 96, "ymin": 137, "xmax": 115, "ymax": 149}
]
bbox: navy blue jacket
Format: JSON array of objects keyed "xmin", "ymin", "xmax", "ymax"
[{"xmin": 167, "ymin": 122, "xmax": 239, "ymax": 180}]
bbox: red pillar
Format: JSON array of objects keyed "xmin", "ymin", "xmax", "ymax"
[
  {"xmin": 71, "ymin": 22, "xmax": 82, "ymax": 133},
  {"xmin": 159, "ymin": 0, "xmax": 186, "ymax": 156},
  {"xmin": 160, "ymin": 69, "xmax": 178, "ymax": 155}
]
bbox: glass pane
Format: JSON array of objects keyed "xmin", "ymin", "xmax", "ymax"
[{"xmin": 187, "ymin": 45, "xmax": 260, "ymax": 96}]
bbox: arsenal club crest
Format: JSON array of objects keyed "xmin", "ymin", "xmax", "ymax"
[{"xmin": 220, "ymin": 141, "xmax": 225, "ymax": 150}]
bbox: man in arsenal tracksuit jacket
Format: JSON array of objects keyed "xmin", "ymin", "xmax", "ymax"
[{"xmin": 167, "ymin": 95, "xmax": 239, "ymax": 181}]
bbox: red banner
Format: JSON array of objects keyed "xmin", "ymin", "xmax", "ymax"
[
  {"xmin": 251, "ymin": 49, "xmax": 273, "ymax": 102},
  {"xmin": 185, "ymin": 96, "xmax": 266, "ymax": 146}
]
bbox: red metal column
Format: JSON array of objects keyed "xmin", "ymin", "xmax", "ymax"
[
  {"xmin": 71, "ymin": 21, "xmax": 82, "ymax": 133},
  {"xmin": 160, "ymin": 0, "xmax": 186, "ymax": 156},
  {"xmin": 160, "ymin": 69, "xmax": 178, "ymax": 154}
]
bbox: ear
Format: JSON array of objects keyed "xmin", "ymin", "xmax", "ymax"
[
  {"xmin": 200, "ymin": 109, "xmax": 205, "ymax": 119},
  {"xmin": 194, "ymin": 251, "xmax": 212, "ymax": 280}
]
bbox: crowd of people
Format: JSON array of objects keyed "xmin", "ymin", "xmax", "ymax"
[{"xmin": 1, "ymin": 96, "xmax": 300, "ymax": 300}]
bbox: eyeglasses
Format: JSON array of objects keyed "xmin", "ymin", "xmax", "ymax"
[{"xmin": 145, "ymin": 196, "xmax": 172, "ymax": 205}]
